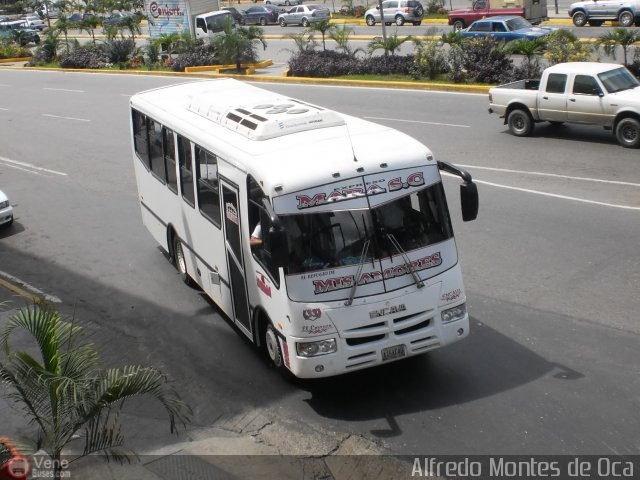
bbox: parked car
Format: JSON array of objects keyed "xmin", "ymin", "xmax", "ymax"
[
  {"xmin": 461, "ymin": 16, "xmax": 555, "ymax": 41},
  {"xmin": 0, "ymin": 189, "xmax": 13, "ymax": 227},
  {"xmin": 23, "ymin": 14, "xmax": 45, "ymax": 30},
  {"xmin": 568, "ymin": 0, "xmax": 640, "ymax": 27},
  {"xmin": 364, "ymin": 0, "xmax": 424, "ymax": 26},
  {"xmin": 0, "ymin": 20, "xmax": 40, "ymax": 45},
  {"xmin": 278, "ymin": 4, "xmax": 331, "ymax": 26},
  {"xmin": 264, "ymin": 0, "xmax": 303, "ymax": 5},
  {"xmin": 102, "ymin": 11, "xmax": 137, "ymax": 26},
  {"xmin": 221, "ymin": 6, "xmax": 245, "ymax": 25},
  {"xmin": 243, "ymin": 5, "xmax": 283, "ymax": 25}
]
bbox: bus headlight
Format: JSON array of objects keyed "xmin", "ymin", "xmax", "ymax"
[
  {"xmin": 441, "ymin": 303, "xmax": 466, "ymax": 324},
  {"xmin": 296, "ymin": 338, "xmax": 337, "ymax": 358}
]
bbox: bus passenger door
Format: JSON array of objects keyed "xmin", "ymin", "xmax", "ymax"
[{"xmin": 221, "ymin": 180, "xmax": 252, "ymax": 335}]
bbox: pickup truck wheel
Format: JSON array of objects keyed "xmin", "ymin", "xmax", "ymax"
[
  {"xmin": 572, "ymin": 11, "xmax": 587, "ymax": 27},
  {"xmin": 618, "ymin": 10, "xmax": 634, "ymax": 27},
  {"xmin": 507, "ymin": 109, "xmax": 534, "ymax": 137},
  {"xmin": 615, "ymin": 118, "xmax": 640, "ymax": 148},
  {"xmin": 452, "ymin": 19, "xmax": 465, "ymax": 31}
]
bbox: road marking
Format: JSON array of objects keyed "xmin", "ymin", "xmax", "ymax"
[
  {"xmin": 364, "ymin": 116, "xmax": 470, "ymax": 128},
  {"xmin": 0, "ymin": 107, "xmax": 8, "ymax": 111},
  {"xmin": 42, "ymin": 113, "xmax": 90, "ymax": 122},
  {"xmin": 457, "ymin": 164, "xmax": 640, "ymax": 188},
  {"xmin": 473, "ymin": 178, "xmax": 640, "ymax": 211},
  {"xmin": 43, "ymin": 87, "xmax": 85, "ymax": 93},
  {"xmin": 0, "ymin": 270, "xmax": 62, "ymax": 304},
  {"xmin": 0, "ymin": 156, "xmax": 68, "ymax": 176}
]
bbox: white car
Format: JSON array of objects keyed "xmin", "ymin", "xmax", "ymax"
[
  {"xmin": 0, "ymin": 189, "xmax": 13, "ymax": 227},
  {"xmin": 264, "ymin": 0, "xmax": 302, "ymax": 6},
  {"xmin": 278, "ymin": 4, "xmax": 331, "ymax": 26},
  {"xmin": 24, "ymin": 15, "xmax": 45, "ymax": 30}
]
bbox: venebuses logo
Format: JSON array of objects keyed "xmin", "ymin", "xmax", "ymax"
[{"xmin": 0, "ymin": 438, "xmax": 30, "ymax": 480}]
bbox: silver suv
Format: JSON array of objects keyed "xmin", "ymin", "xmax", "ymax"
[
  {"xmin": 364, "ymin": 0, "xmax": 425, "ymax": 26},
  {"xmin": 568, "ymin": 0, "xmax": 640, "ymax": 27}
]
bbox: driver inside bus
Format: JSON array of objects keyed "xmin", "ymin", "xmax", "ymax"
[{"xmin": 250, "ymin": 223, "xmax": 263, "ymax": 248}]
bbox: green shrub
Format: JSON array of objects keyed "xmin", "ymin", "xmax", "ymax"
[
  {"xmin": 59, "ymin": 45, "xmax": 108, "ymax": 69},
  {"xmin": 170, "ymin": 43, "xmax": 218, "ymax": 72}
]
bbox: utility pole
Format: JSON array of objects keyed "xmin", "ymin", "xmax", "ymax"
[{"xmin": 377, "ymin": 0, "xmax": 387, "ymax": 54}]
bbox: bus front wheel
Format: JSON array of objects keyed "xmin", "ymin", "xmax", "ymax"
[
  {"xmin": 173, "ymin": 236, "xmax": 194, "ymax": 285},
  {"xmin": 265, "ymin": 323, "xmax": 284, "ymax": 368}
]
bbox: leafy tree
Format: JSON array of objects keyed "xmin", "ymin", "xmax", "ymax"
[
  {"xmin": 597, "ymin": 27, "xmax": 640, "ymax": 66},
  {"xmin": 307, "ymin": 20, "xmax": 333, "ymax": 52},
  {"xmin": 368, "ymin": 32, "xmax": 414, "ymax": 56},
  {"xmin": 544, "ymin": 29, "xmax": 591, "ymax": 64},
  {"xmin": 213, "ymin": 17, "xmax": 266, "ymax": 72},
  {"xmin": 0, "ymin": 304, "xmax": 190, "ymax": 478}
]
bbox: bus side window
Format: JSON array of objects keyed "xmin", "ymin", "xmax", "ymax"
[
  {"xmin": 177, "ymin": 135, "xmax": 195, "ymax": 207},
  {"xmin": 132, "ymin": 109, "xmax": 150, "ymax": 170},
  {"xmin": 148, "ymin": 119, "xmax": 166, "ymax": 183},
  {"xmin": 195, "ymin": 146, "xmax": 221, "ymax": 227},
  {"xmin": 163, "ymin": 127, "xmax": 177, "ymax": 194},
  {"xmin": 247, "ymin": 175, "xmax": 279, "ymax": 286}
]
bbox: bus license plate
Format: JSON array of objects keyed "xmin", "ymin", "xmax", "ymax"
[{"xmin": 382, "ymin": 344, "xmax": 406, "ymax": 362}]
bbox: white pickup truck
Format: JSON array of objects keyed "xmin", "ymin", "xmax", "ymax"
[{"xmin": 488, "ymin": 62, "xmax": 640, "ymax": 148}]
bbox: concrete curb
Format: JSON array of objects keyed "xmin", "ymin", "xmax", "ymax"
[{"xmin": 3, "ymin": 64, "xmax": 494, "ymax": 93}]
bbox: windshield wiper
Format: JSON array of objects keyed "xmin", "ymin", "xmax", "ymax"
[
  {"xmin": 386, "ymin": 234, "xmax": 425, "ymax": 290},
  {"xmin": 344, "ymin": 240, "xmax": 371, "ymax": 306}
]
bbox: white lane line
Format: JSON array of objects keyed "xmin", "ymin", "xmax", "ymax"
[
  {"xmin": 42, "ymin": 113, "xmax": 90, "ymax": 122},
  {"xmin": 0, "ymin": 156, "xmax": 68, "ymax": 176},
  {"xmin": 364, "ymin": 116, "xmax": 470, "ymax": 128},
  {"xmin": 0, "ymin": 270, "xmax": 62, "ymax": 304},
  {"xmin": 473, "ymin": 178, "xmax": 640, "ymax": 211},
  {"xmin": 0, "ymin": 107, "xmax": 8, "ymax": 111},
  {"xmin": 457, "ymin": 164, "xmax": 640, "ymax": 188},
  {"xmin": 43, "ymin": 87, "xmax": 85, "ymax": 93}
]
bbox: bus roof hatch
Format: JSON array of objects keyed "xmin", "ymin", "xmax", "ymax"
[{"xmin": 187, "ymin": 98, "xmax": 346, "ymax": 140}]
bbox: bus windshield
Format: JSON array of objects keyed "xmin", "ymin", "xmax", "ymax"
[{"xmin": 280, "ymin": 183, "xmax": 453, "ymax": 275}]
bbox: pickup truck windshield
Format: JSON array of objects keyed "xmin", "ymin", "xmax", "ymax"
[
  {"xmin": 280, "ymin": 183, "xmax": 453, "ymax": 274},
  {"xmin": 598, "ymin": 67, "xmax": 640, "ymax": 94}
]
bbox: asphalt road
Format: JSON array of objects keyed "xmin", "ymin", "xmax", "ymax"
[{"xmin": 0, "ymin": 70, "xmax": 639, "ymax": 459}]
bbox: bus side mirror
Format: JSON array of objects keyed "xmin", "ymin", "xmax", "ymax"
[
  {"xmin": 268, "ymin": 227, "xmax": 289, "ymax": 268},
  {"xmin": 460, "ymin": 182, "xmax": 479, "ymax": 222}
]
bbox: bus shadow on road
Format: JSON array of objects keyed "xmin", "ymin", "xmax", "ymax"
[{"xmin": 296, "ymin": 307, "xmax": 584, "ymax": 436}]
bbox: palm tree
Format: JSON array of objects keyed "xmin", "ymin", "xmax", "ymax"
[
  {"xmin": 80, "ymin": 15, "xmax": 100, "ymax": 45},
  {"xmin": 0, "ymin": 304, "xmax": 190, "ymax": 478},
  {"xmin": 54, "ymin": 13, "xmax": 72, "ymax": 53},
  {"xmin": 213, "ymin": 17, "xmax": 267, "ymax": 72},
  {"xmin": 153, "ymin": 32, "xmax": 180, "ymax": 56},
  {"xmin": 505, "ymin": 37, "xmax": 546, "ymax": 72},
  {"xmin": 367, "ymin": 32, "xmax": 413, "ymax": 56},
  {"xmin": 121, "ymin": 14, "xmax": 142, "ymax": 43},
  {"xmin": 329, "ymin": 24, "xmax": 364, "ymax": 58},
  {"xmin": 284, "ymin": 32, "xmax": 318, "ymax": 55},
  {"xmin": 597, "ymin": 27, "xmax": 640, "ymax": 66},
  {"xmin": 307, "ymin": 20, "xmax": 333, "ymax": 52}
]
